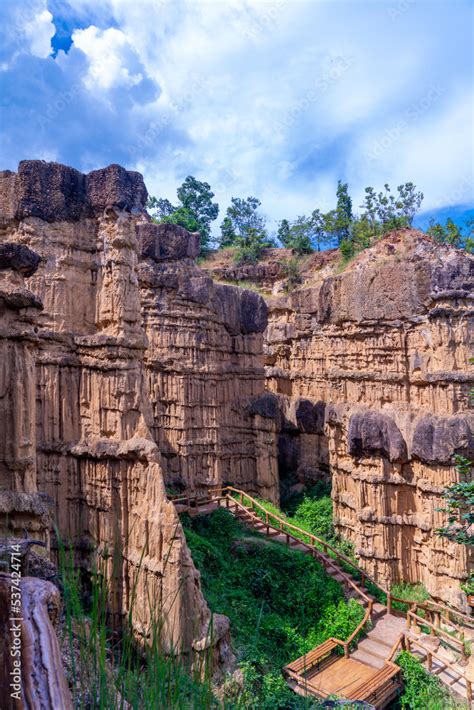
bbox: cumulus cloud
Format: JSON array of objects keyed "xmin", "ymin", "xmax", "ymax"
[{"xmin": 0, "ymin": 0, "xmax": 472, "ymax": 229}]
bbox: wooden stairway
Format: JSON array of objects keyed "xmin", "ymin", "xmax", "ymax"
[{"xmin": 172, "ymin": 487, "xmax": 474, "ymax": 708}]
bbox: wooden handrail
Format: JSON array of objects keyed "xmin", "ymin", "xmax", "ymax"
[
  {"xmin": 407, "ymin": 611, "xmax": 466, "ymax": 658},
  {"xmin": 406, "ymin": 635, "xmax": 470, "ymax": 686},
  {"xmin": 171, "ymin": 486, "xmax": 473, "ymax": 639}
]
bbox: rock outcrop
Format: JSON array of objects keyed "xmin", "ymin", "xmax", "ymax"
[
  {"xmin": 138, "ymin": 222, "xmax": 278, "ymax": 499},
  {"xmin": 263, "ymin": 231, "xmax": 473, "ymax": 607},
  {"xmin": 0, "ymin": 161, "xmax": 279, "ymax": 683}
]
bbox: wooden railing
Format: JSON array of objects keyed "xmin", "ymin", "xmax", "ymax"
[
  {"xmin": 171, "ymin": 486, "xmax": 473, "ymax": 646},
  {"xmin": 405, "ymin": 634, "xmax": 472, "ymax": 705},
  {"xmin": 407, "ymin": 609, "xmax": 467, "ymax": 661}
]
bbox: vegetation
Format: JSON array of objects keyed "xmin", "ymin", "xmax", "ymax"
[
  {"xmin": 218, "ymin": 196, "xmax": 274, "ymax": 264},
  {"xmin": 279, "ymin": 256, "xmax": 303, "ymax": 290},
  {"xmin": 58, "ymin": 538, "xmax": 219, "ymax": 709},
  {"xmin": 183, "ymin": 508, "xmax": 365, "ymax": 709},
  {"xmin": 396, "ymin": 651, "xmax": 465, "ymax": 709},
  {"xmin": 147, "ymin": 176, "xmax": 219, "ymax": 253},
  {"xmin": 436, "ymin": 455, "xmax": 473, "ymax": 546},
  {"xmin": 427, "ymin": 217, "xmax": 474, "ymax": 253},
  {"xmin": 147, "ymin": 174, "xmax": 472, "ymax": 267}
]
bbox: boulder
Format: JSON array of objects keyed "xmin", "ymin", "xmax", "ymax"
[
  {"xmin": 412, "ymin": 414, "xmax": 474, "ymax": 464},
  {"xmin": 0, "ymin": 243, "xmax": 41, "ymax": 276},
  {"xmin": 137, "ymin": 222, "xmax": 200, "ymax": 261},
  {"xmin": 348, "ymin": 409, "xmax": 407, "ymax": 463}
]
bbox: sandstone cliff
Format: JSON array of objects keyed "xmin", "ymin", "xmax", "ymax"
[
  {"xmin": 0, "ymin": 161, "xmax": 276, "ymax": 679},
  {"xmin": 261, "ymin": 231, "xmax": 473, "ymax": 608}
]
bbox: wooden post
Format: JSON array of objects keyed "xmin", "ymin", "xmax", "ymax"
[
  {"xmin": 344, "ymin": 643, "xmax": 349, "ymax": 659},
  {"xmin": 225, "ymin": 496, "xmax": 229, "ymax": 509},
  {"xmin": 466, "ymin": 680, "xmax": 472, "ymax": 705},
  {"xmin": 387, "ymin": 592, "xmax": 392, "ymax": 616},
  {"xmin": 427, "ymin": 652, "xmax": 432, "ymax": 672},
  {"xmin": 240, "ymin": 492, "xmax": 243, "ymax": 505},
  {"xmin": 406, "ymin": 612, "xmax": 411, "ymax": 630}
]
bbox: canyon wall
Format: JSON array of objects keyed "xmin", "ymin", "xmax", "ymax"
[
  {"xmin": 0, "ymin": 160, "xmax": 275, "ymax": 674},
  {"xmin": 263, "ymin": 231, "xmax": 473, "ymax": 607},
  {"xmin": 138, "ymin": 222, "xmax": 278, "ymax": 500}
]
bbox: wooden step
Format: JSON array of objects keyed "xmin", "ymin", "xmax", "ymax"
[
  {"xmin": 357, "ymin": 638, "xmax": 389, "ymax": 661},
  {"xmin": 350, "ymin": 648, "xmax": 385, "ymax": 669}
]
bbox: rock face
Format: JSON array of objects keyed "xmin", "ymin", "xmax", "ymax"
[
  {"xmin": 0, "ymin": 160, "xmax": 277, "ymax": 675},
  {"xmin": 137, "ymin": 222, "xmax": 278, "ymax": 499},
  {"xmin": 264, "ymin": 231, "xmax": 473, "ymax": 607}
]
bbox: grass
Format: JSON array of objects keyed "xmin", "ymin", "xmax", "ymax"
[
  {"xmin": 58, "ymin": 534, "xmax": 219, "ymax": 709},
  {"xmin": 239, "ymin": 484, "xmax": 385, "ymax": 603},
  {"xmin": 183, "ymin": 507, "xmax": 365, "ymax": 709},
  {"xmin": 396, "ymin": 651, "xmax": 468, "ymax": 709}
]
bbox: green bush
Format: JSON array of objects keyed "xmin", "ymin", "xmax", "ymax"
[
  {"xmin": 396, "ymin": 651, "xmax": 464, "ymax": 709},
  {"xmin": 183, "ymin": 508, "xmax": 364, "ymax": 708}
]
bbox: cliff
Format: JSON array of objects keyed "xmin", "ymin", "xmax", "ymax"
[
  {"xmin": 0, "ymin": 160, "xmax": 275, "ymax": 683},
  {"xmin": 260, "ymin": 230, "xmax": 473, "ymax": 607}
]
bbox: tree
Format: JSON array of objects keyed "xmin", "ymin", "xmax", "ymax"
[
  {"xmin": 334, "ymin": 180, "xmax": 353, "ymax": 244},
  {"xmin": 445, "ymin": 218, "xmax": 463, "ymax": 247},
  {"xmin": 427, "ymin": 217, "xmax": 468, "ymax": 249},
  {"xmin": 147, "ymin": 177, "xmax": 219, "ymax": 254},
  {"xmin": 310, "ymin": 209, "xmax": 327, "ymax": 252},
  {"xmin": 219, "ymin": 216, "xmax": 236, "ymax": 248},
  {"xmin": 160, "ymin": 206, "xmax": 200, "ymax": 233},
  {"xmin": 277, "ymin": 215, "xmax": 313, "ymax": 254},
  {"xmin": 176, "ymin": 176, "xmax": 219, "ymax": 251},
  {"xmin": 436, "ymin": 455, "xmax": 473, "ymax": 546},
  {"xmin": 146, "ymin": 196, "xmax": 176, "ymax": 221},
  {"xmin": 219, "ymin": 196, "xmax": 271, "ymax": 263},
  {"xmin": 235, "ymin": 227, "xmax": 271, "ymax": 264},
  {"xmin": 426, "ymin": 219, "xmax": 446, "ymax": 243},
  {"xmin": 277, "ymin": 219, "xmax": 291, "ymax": 247},
  {"xmin": 396, "ymin": 182, "xmax": 424, "ymax": 226}
]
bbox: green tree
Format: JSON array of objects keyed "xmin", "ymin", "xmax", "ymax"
[
  {"xmin": 334, "ymin": 180, "xmax": 353, "ymax": 244},
  {"xmin": 160, "ymin": 206, "xmax": 200, "ymax": 233},
  {"xmin": 176, "ymin": 176, "xmax": 219, "ymax": 251},
  {"xmin": 436, "ymin": 455, "xmax": 473, "ymax": 546},
  {"xmin": 445, "ymin": 217, "xmax": 463, "ymax": 247},
  {"xmin": 279, "ymin": 215, "xmax": 313, "ymax": 254},
  {"xmin": 277, "ymin": 219, "xmax": 291, "ymax": 247},
  {"xmin": 146, "ymin": 196, "xmax": 176, "ymax": 221},
  {"xmin": 426, "ymin": 219, "xmax": 446, "ymax": 243},
  {"xmin": 235, "ymin": 227, "xmax": 271, "ymax": 264},
  {"xmin": 396, "ymin": 182, "xmax": 424, "ymax": 226},
  {"xmin": 219, "ymin": 196, "xmax": 271, "ymax": 262},
  {"xmin": 310, "ymin": 209, "xmax": 328, "ymax": 251},
  {"xmin": 219, "ymin": 216, "xmax": 236, "ymax": 248}
]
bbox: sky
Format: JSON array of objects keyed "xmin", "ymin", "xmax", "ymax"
[{"xmin": 0, "ymin": 0, "xmax": 473, "ymax": 234}]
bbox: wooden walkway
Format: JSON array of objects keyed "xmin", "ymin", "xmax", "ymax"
[{"xmin": 172, "ymin": 487, "xmax": 474, "ymax": 708}]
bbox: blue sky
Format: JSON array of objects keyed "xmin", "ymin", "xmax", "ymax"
[{"xmin": 1, "ymin": 0, "xmax": 473, "ymax": 233}]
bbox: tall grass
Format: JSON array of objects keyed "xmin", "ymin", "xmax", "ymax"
[{"xmin": 57, "ymin": 529, "xmax": 219, "ymax": 709}]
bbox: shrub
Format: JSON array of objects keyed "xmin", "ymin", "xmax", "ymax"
[{"xmin": 396, "ymin": 651, "xmax": 462, "ymax": 709}]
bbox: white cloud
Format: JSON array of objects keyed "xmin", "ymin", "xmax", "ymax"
[
  {"xmin": 22, "ymin": 7, "xmax": 55, "ymax": 57},
  {"xmin": 1, "ymin": 0, "xmax": 472, "ymax": 228},
  {"xmin": 72, "ymin": 26, "xmax": 143, "ymax": 90}
]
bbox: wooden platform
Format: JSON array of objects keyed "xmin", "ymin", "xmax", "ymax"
[{"xmin": 287, "ymin": 656, "xmax": 401, "ymax": 709}]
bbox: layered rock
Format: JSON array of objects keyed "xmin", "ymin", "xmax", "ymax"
[
  {"xmin": 137, "ymin": 222, "xmax": 278, "ymax": 500},
  {"xmin": 0, "ymin": 242, "xmax": 50, "ymax": 544},
  {"xmin": 264, "ymin": 231, "xmax": 473, "ymax": 607},
  {"xmin": 0, "ymin": 161, "xmax": 279, "ymax": 675}
]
